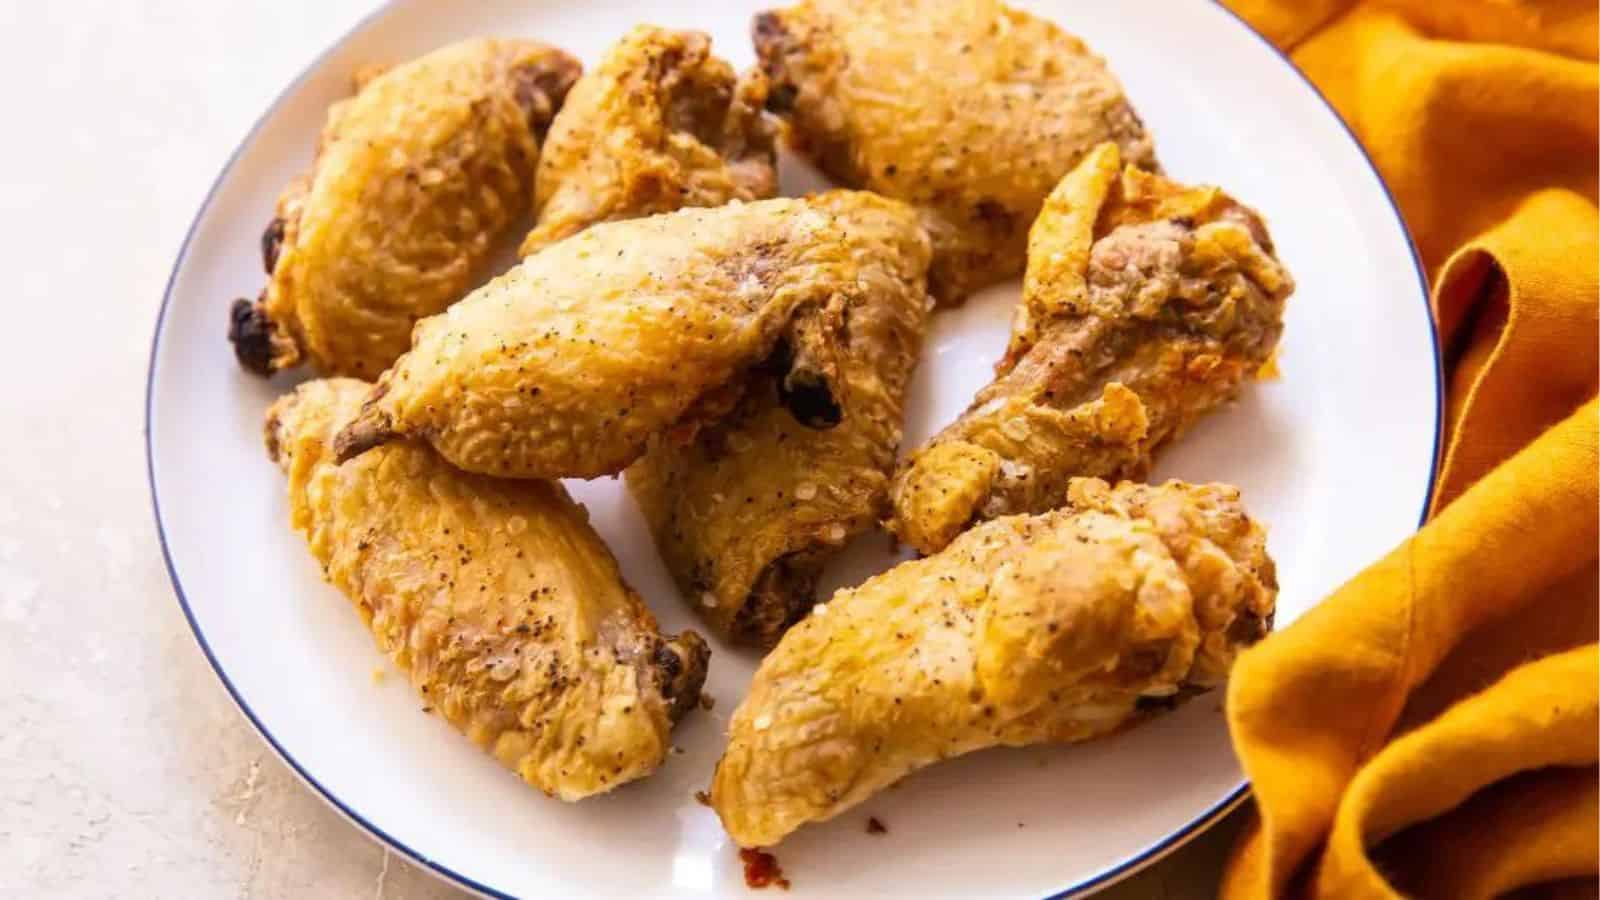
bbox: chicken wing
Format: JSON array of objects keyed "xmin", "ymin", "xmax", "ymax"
[
  {"xmin": 712, "ymin": 478, "xmax": 1275, "ymax": 846},
  {"xmin": 508, "ymin": 31, "xmax": 919, "ymax": 648},
  {"xmin": 334, "ymin": 191, "xmax": 931, "ymax": 480},
  {"xmin": 229, "ymin": 39, "xmax": 580, "ymax": 377},
  {"xmin": 267, "ymin": 378, "xmax": 709, "ymax": 801},
  {"xmin": 519, "ymin": 26, "xmax": 778, "ymax": 256},
  {"xmin": 888, "ymin": 143, "xmax": 1293, "ymax": 554},
  {"xmin": 625, "ymin": 228, "xmax": 929, "ymax": 647},
  {"xmin": 752, "ymin": 0, "xmax": 1156, "ymax": 304}
]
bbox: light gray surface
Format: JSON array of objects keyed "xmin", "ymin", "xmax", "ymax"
[{"xmin": 0, "ymin": 3, "xmax": 1239, "ymax": 896}]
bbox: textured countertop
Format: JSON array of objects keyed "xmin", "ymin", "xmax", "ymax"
[{"xmin": 1, "ymin": 3, "xmax": 1239, "ymax": 896}]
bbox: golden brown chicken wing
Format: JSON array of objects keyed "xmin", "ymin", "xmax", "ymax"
[
  {"xmin": 888, "ymin": 143, "xmax": 1293, "ymax": 554},
  {"xmin": 712, "ymin": 478, "xmax": 1275, "ymax": 846},
  {"xmin": 228, "ymin": 39, "xmax": 580, "ymax": 377},
  {"xmin": 626, "ymin": 226, "xmax": 929, "ymax": 647},
  {"xmin": 508, "ymin": 31, "xmax": 919, "ymax": 649},
  {"xmin": 752, "ymin": 0, "xmax": 1156, "ymax": 304},
  {"xmin": 333, "ymin": 192, "xmax": 931, "ymax": 480},
  {"xmin": 519, "ymin": 26, "xmax": 778, "ymax": 256},
  {"xmin": 267, "ymin": 378, "xmax": 708, "ymax": 801}
]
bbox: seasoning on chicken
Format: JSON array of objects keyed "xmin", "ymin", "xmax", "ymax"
[
  {"xmin": 889, "ymin": 142, "xmax": 1292, "ymax": 554},
  {"xmin": 333, "ymin": 192, "xmax": 930, "ymax": 481},
  {"xmin": 229, "ymin": 38, "xmax": 580, "ymax": 377},
  {"xmin": 752, "ymin": 0, "xmax": 1156, "ymax": 304},
  {"xmin": 520, "ymin": 26, "xmax": 777, "ymax": 256},
  {"xmin": 713, "ymin": 478, "xmax": 1275, "ymax": 846},
  {"xmin": 627, "ymin": 205, "xmax": 929, "ymax": 646},
  {"xmin": 267, "ymin": 378, "xmax": 708, "ymax": 800}
]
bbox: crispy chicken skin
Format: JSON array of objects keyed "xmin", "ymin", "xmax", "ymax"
[
  {"xmin": 334, "ymin": 192, "xmax": 931, "ymax": 480},
  {"xmin": 888, "ymin": 143, "xmax": 1293, "ymax": 554},
  {"xmin": 712, "ymin": 478, "xmax": 1276, "ymax": 846},
  {"xmin": 626, "ymin": 224, "xmax": 929, "ymax": 647},
  {"xmin": 228, "ymin": 39, "xmax": 581, "ymax": 378},
  {"xmin": 266, "ymin": 379, "xmax": 708, "ymax": 801},
  {"xmin": 512, "ymin": 30, "xmax": 918, "ymax": 648},
  {"xmin": 519, "ymin": 26, "xmax": 778, "ymax": 256},
  {"xmin": 752, "ymin": 0, "xmax": 1156, "ymax": 304}
]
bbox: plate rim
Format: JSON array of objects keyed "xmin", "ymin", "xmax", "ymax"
[{"xmin": 144, "ymin": 2, "xmax": 1443, "ymax": 897}]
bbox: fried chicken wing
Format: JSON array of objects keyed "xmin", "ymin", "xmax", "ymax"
[
  {"xmin": 333, "ymin": 192, "xmax": 930, "ymax": 480},
  {"xmin": 506, "ymin": 33, "xmax": 920, "ymax": 648},
  {"xmin": 888, "ymin": 143, "xmax": 1293, "ymax": 554},
  {"xmin": 267, "ymin": 379, "xmax": 708, "ymax": 801},
  {"xmin": 712, "ymin": 478, "xmax": 1275, "ymax": 846},
  {"xmin": 228, "ymin": 39, "xmax": 580, "ymax": 378},
  {"xmin": 752, "ymin": 0, "xmax": 1156, "ymax": 304},
  {"xmin": 519, "ymin": 26, "xmax": 778, "ymax": 256},
  {"xmin": 626, "ymin": 220, "xmax": 929, "ymax": 647}
]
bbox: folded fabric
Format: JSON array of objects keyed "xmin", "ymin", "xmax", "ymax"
[
  {"xmin": 1215, "ymin": 2, "xmax": 1599, "ymax": 896},
  {"xmin": 1224, "ymin": 404, "xmax": 1597, "ymax": 897}
]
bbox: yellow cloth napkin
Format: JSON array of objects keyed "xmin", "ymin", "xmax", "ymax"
[{"xmin": 1213, "ymin": 1, "xmax": 1600, "ymax": 897}]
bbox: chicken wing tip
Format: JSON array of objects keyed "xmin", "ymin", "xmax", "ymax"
[{"xmin": 227, "ymin": 297, "xmax": 287, "ymax": 377}]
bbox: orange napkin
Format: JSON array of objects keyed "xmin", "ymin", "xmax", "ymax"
[{"xmin": 1214, "ymin": 1, "xmax": 1599, "ymax": 897}]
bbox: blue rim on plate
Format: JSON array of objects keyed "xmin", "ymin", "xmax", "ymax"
[{"xmin": 145, "ymin": 3, "xmax": 1444, "ymax": 897}]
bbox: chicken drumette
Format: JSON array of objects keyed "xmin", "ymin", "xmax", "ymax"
[
  {"xmin": 334, "ymin": 192, "xmax": 931, "ymax": 481},
  {"xmin": 229, "ymin": 39, "xmax": 580, "ymax": 377},
  {"xmin": 713, "ymin": 478, "xmax": 1276, "ymax": 847},
  {"xmin": 267, "ymin": 379, "xmax": 708, "ymax": 801},
  {"xmin": 519, "ymin": 26, "xmax": 777, "ymax": 256},
  {"xmin": 889, "ymin": 142, "xmax": 1293, "ymax": 554},
  {"xmin": 752, "ymin": 0, "xmax": 1156, "ymax": 304}
]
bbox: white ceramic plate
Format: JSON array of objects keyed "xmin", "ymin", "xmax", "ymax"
[{"xmin": 148, "ymin": 1, "xmax": 1440, "ymax": 897}]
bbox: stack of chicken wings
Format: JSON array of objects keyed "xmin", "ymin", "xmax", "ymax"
[{"xmin": 229, "ymin": 0, "xmax": 1293, "ymax": 853}]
